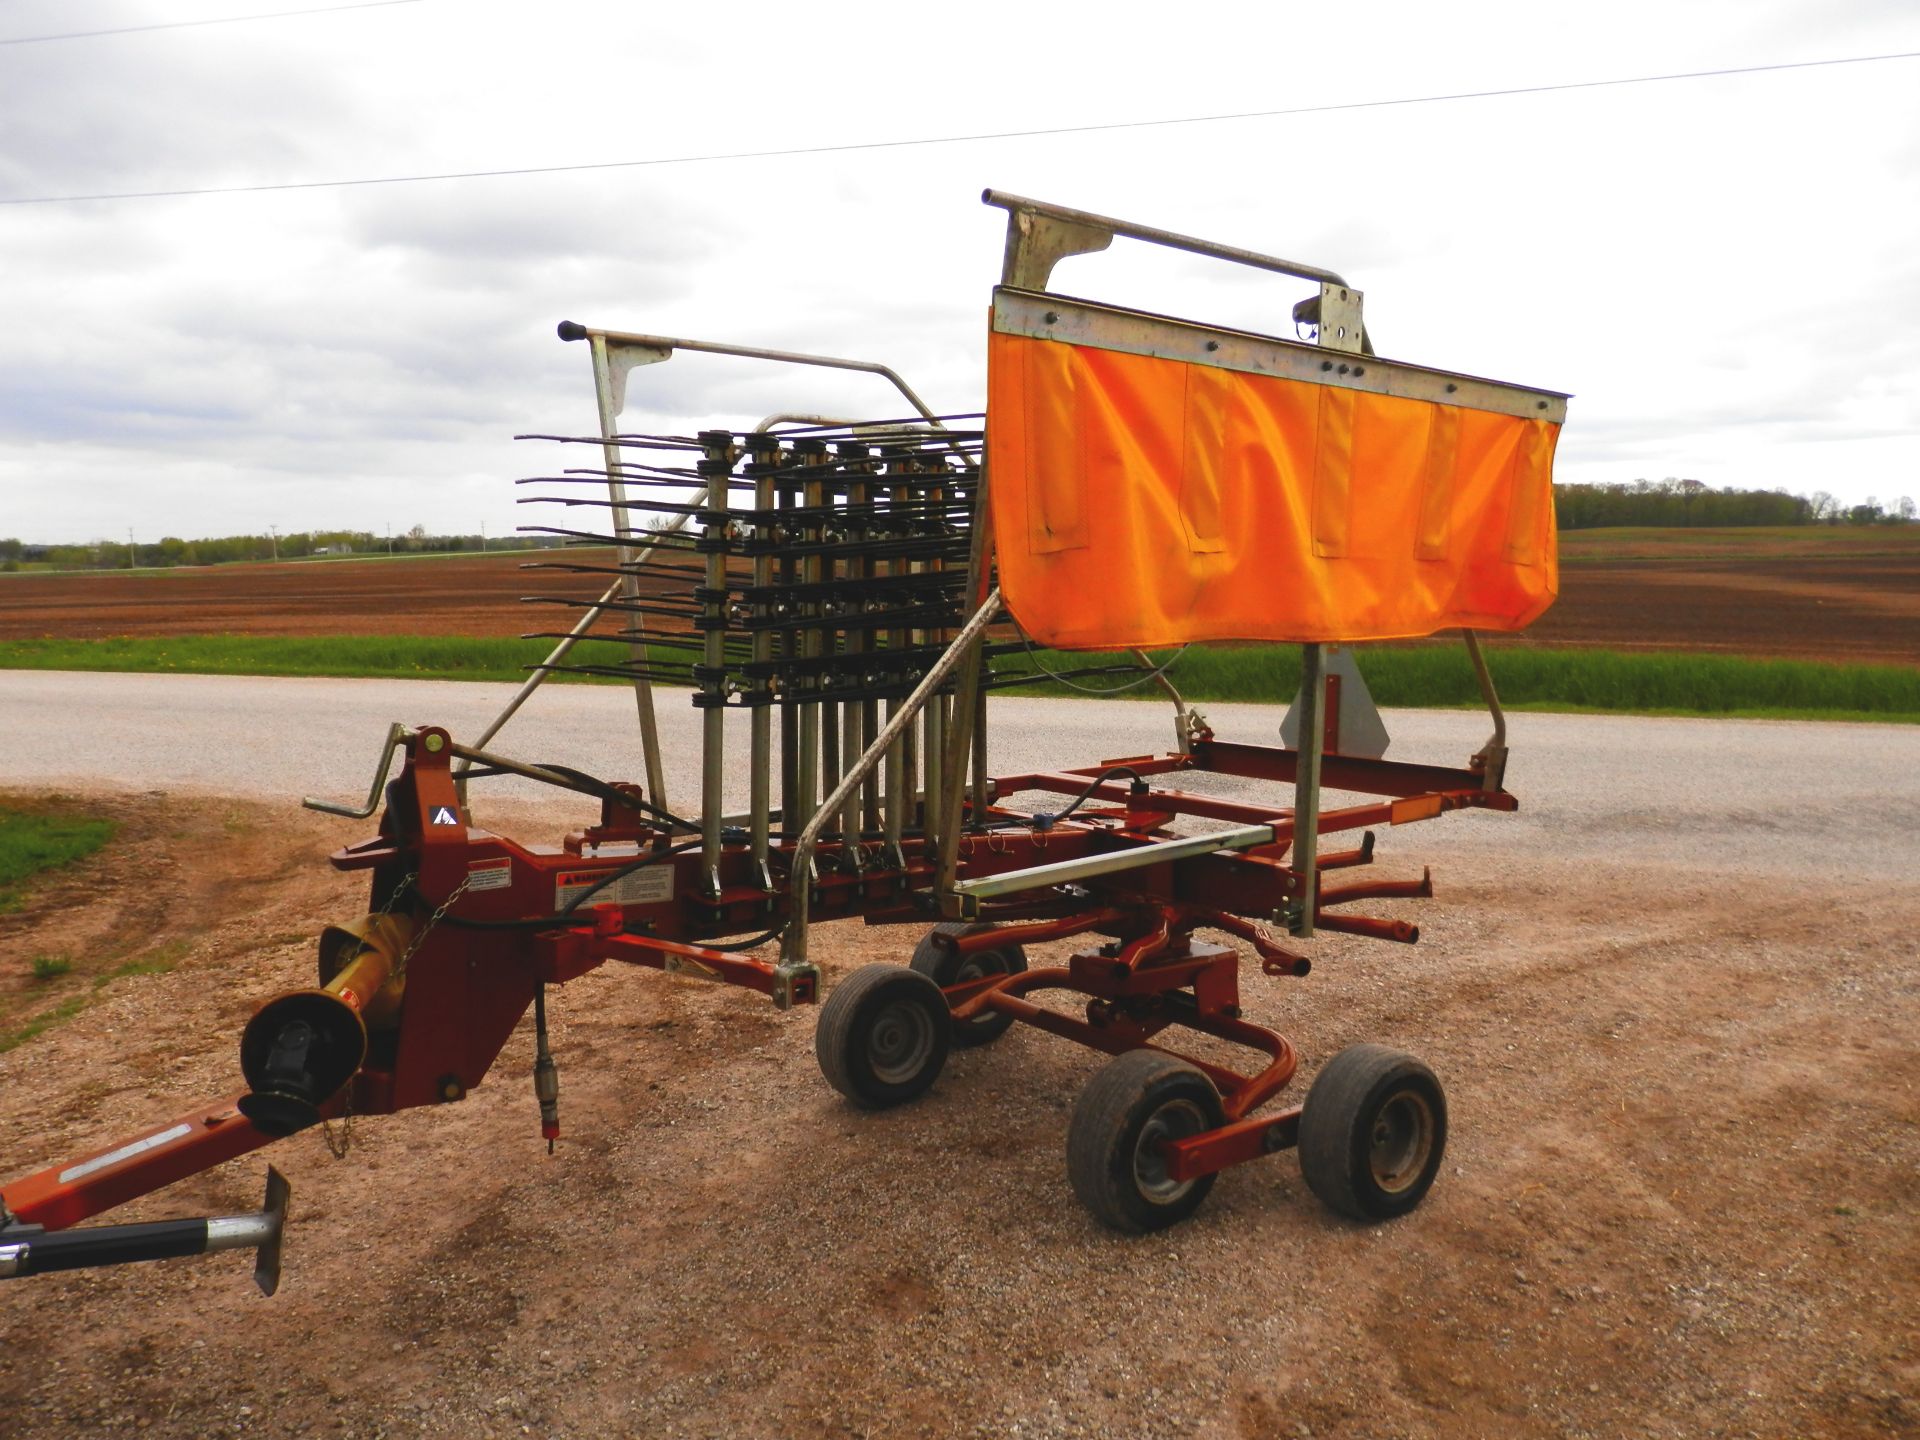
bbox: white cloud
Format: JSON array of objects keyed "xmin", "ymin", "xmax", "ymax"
[{"xmin": 2, "ymin": 0, "xmax": 1917, "ymax": 542}]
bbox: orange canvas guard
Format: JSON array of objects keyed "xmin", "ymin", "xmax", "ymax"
[{"xmin": 986, "ymin": 314, "xmax": 1562, "ymax": 650}]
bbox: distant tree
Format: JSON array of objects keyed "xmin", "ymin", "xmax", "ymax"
[
  {"xmin": 1554, "ymin": 479, "xmax": 1835, "ymax": 531},
  {"xmin": 1898, "ymin": 496, "xmax": 1917, "ymax": 523},
  {"xmin": 1847, "ymin": 497, "xmax": 1884, "ymax": 526}
]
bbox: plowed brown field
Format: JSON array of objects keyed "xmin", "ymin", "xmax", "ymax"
[{"xmin": 3, "ymin": 528, "xmax": 1917, "ymax": 664}]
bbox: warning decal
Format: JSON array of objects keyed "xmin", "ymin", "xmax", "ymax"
[
  {"xmin": 556, "ymin": 864, "xmax": 674, "ymax": 910},
  {"xmin": 466, "ymin": 857, "xmax": 513, "ymax": 891},
  {"xmin": 430, "ymin": 805, "xmax": 461, "ymax": 827}
]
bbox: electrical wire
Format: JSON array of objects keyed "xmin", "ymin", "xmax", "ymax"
[
  {"xmin": 0, "ymin": 0, "xmax": 421, "ymax": 48},
  {"xmin": 5, "ymin": 50, "xmax": 1915, "ymax": 205},
  {"xmin": 530, "ymin": 761, "xmax": 701, "ymax": 834},
  {"xmin": 1024, "ymin": 766, "xmax": 1146, "ymax": 832},
  {"xmin": 1012, "ymin": 619, "xmax": 1188, "ymax": 697}
]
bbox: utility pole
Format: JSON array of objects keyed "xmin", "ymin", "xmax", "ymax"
[
  {"xmin": 386, "ymin": 522, "xmax": 393, "ymax": 556},
  {"xmin": 480, "ymin": 521, "xmax": 487, "ymax": 552},
  {"xmin": 268, "ymin": 526, "xmax": 279, "ymax": 562},
  {"xmin": 127, "ymin": 527, "xmax": 135, "ymax": 569}
]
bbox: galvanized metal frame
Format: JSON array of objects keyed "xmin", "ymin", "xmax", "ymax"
[{"xmin": 989, "ymin": 289, "xmax": 1569, "ymax": 424}]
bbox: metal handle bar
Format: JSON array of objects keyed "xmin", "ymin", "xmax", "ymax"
[
  {"xmin": 557, "ymin": 321, "xmax": 946, "ymax": 429},
  {"xmin": 982, "ymin": 189, "xmax": 1352, "ymax": 290},
  {"xmin": 302, "ymin": 722, "xmax": 408, "ymax": 818}
]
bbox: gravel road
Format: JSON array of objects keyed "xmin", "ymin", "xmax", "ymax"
[
  {"xmin": 3, "ymin": 670, "xmax": 1916, "ymax": 1439},
  {"xmin": 2, "ymin": 668, "xmax": 1915, "ymax": 882}
]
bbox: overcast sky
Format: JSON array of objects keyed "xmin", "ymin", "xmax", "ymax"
[{"xmin": 2, "ymin": 0, "xmax": 1916, "ymax": 544}]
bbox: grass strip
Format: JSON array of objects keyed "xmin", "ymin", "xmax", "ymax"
[
  {"xmin": 0, "ymin": 807, "xmax": 118, "ymax": 912},
  {"xmin": 0, "ymin": 634, "xmax": 638, "ymax": 683},
  {"xmin": 996, "ymin": 644, "xmax": 1920, "ymax": 721},
  {"xmin": 0, "ymin": 634, "xmax": 1914, "ymax": 722}
]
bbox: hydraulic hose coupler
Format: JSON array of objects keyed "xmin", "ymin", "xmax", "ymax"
[{"xmin": 532, "ymin": 983, "xmax": 560, "ymax": 1154}]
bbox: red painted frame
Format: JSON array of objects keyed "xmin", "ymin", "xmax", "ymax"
[{"xmin": 4, "ymin": 722, "xmax": 1509, "ymax": 1229}]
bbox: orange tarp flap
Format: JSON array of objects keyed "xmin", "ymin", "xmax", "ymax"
[{"xmin": 986, "ymin": 329, "xmax": 1560, "ymax": 650}]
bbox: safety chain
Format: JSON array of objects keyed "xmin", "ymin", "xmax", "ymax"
[
  {"xmin": 321, "ymin": 870, "xmax": 470, "ymax": 1160},
  {"xmin": 392, "ymin": 872, "xmax": 473, "ymax": 985}
]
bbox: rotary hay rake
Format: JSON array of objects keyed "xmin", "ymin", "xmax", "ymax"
[{"xmin": 1, "ymin": 191, "xmax": 1566, "ymax": 1289}]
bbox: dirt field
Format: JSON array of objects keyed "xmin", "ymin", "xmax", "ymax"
[
  {"xmin": 4, "ymin": 527, "xmax": 1918, "ymax": 665},
  {"xmin": 2, "ymin": 785, "xmax": 1914, "ymax": 1440}
]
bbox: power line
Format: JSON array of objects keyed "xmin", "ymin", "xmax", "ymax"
[
  {"xmin": 4, "ymin": 48, "xmax": 1915, "ymax": 207},
  {"xmin": 0, "ymin": 0, "xmax": 421, "ymax": 48}
]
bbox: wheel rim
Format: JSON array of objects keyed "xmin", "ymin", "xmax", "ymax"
[
  {"xmin": 1369, "ymin": 1088, "xmax": 1435, "ymax": 1194},
  {"xmin": 1133, "ymin": 1097, "xmax": 1210, "ymax": 1204},
  {"xmin": 867, "ymin": 998, "xmax": 935, "ymax": 1086}
]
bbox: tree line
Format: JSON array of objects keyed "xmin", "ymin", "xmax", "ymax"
[
  {"xmin": 4, "ymin": 480, "xmax": 1915, "ymax": 573},
  {"xmin": 1555, "ymin": 478, "xmax": 1916, "ymax": 530},
  {"xmin": 0, "ymin": 528, "xmax": 569, "ymax": 572}
]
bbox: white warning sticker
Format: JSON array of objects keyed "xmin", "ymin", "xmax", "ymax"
[
  {"xmin": 466, "ymin": 857, "xmax": 513, "ymax": 891},
  {"xmin": 59, "ymin": 1123, "xmax": 193, "ymax": 1185},
  {"xmin": 556, "ymin": 864, "xmax": 674, "ymax": 910}
]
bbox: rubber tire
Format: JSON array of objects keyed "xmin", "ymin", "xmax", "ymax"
[
  {"xmin": 909, "ymin": 922, "xmax": 1029, "ymax": 1047},
  {"xmin": 814, "ymin": 963, "xmax": 952, "ymax": 1110},
  {"xmin": 1298, "ymin": 1044, "xmax": 1448, "ymax": 1221},
  {"xmin": 1067, "ymin": 1049, "xmax": 1226, "ymax": 1234}
]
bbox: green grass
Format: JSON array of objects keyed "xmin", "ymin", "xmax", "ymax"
[
  {"xmin": 0, "ymin": 807, "xmax": 118, "ymax": 912},
  {"xmin": 0, "ymin": 633, "xmax": 641, "ymax": 683},
  {"xmin": 0, "ymin": 993, "xmax": 90, "ymax": 1054},
  {"xmin": 0, "ymin": 942, "xmax": 188, "ymax": 1055},
  {"xmin": 94, "ymin": 942, "xmax": 189, "ymax": 984},
  {"xmin": 1558, "ymin": 524, "xmax": 1920, "ymax": 563},
  {"xmin": 994, "ymin": 643, "xmax": 1920, "ymax": 722},
  {"xmin": 0, "ymin": 634, "xmax": 1914, "ymax": 723}
]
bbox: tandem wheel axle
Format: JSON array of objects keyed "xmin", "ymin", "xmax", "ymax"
[{"xmin": 813, "ymin": 923, "xmax": 1448, "ymax": 1232}]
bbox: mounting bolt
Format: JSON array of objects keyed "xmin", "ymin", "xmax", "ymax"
[{"xmin": 423, "ymin": 733, "xmax": 445, "ymax": 753}]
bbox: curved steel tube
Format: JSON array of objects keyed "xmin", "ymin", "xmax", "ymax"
[
  {"xmin": 778, "ymin": 589, "xmax": 1002, "ymax": 984},
  {"xmin": 302, "ymin": 722, "xmax": 408, "ymax": 818}
]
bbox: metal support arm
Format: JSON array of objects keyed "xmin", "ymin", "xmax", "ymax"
[{"xmin": 776, "ymin": 589, "xmax": 1003, "ymax": 995}]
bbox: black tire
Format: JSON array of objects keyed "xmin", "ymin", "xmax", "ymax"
[
  {"xmin": 814, "ymin": 964, "xmax": 951, "ymax": 1110},
  {"xmin": 1067, "ymin": 1049, "xmax": 1226, "ymax": 1233},
  {"xmin": 1298, "ymin": 1044, "xmax": 1447, "ymax": 1221},
  {"xmin": 909, "ymin": 921, "xmax": 1028, "ymax": 1047}
]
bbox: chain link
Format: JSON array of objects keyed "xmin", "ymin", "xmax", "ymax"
[
  {"xmin": 320, "ymin": 869, "xmax": 468, "ymax": 1160},
  {"xmin": 392, "ymin": 872, "xmax": 473, "ymax": 985}
]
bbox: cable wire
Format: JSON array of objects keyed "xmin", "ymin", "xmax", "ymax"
[
  {"xmin": 1012, "ymin": 620, "xmax": 1188, "ymax": 697},
  {"xmin": 4, "ymin": 50, "xmax": 1915, "ymax": 206},
  {"xmin": 0, "ymin": 0, "xmax": 421, "ymax": 48}
]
